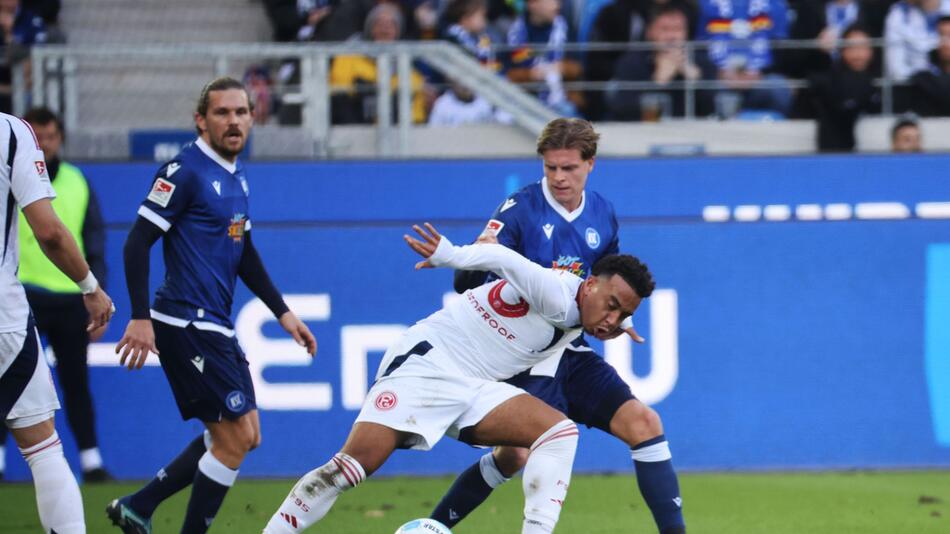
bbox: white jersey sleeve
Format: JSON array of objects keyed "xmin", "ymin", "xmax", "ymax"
[
  {"xmin": 9, "ymin": 118, "xmax": 54, "ymax": 208},
  {"xmin": 429, "ymin": 237, "xmax": 577, "ymax": 323}
]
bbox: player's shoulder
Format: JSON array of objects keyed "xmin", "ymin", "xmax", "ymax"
[
  {"xmin": 584, "ymin": 189, "xmax": 618, "ymax": 217},
  {"xmin": 496, "ymin": 181, "xmax": 545, "ymax": 215},
  {"xmin": 1, "ymin": 113, "xmax": 39, "ymax": 146},
  {"xmin": 153, "ymin": 143, "xmax": 202, "ymax": 182}
]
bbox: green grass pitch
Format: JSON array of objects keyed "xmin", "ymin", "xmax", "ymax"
[{"xmin": 0, "ymin": 471, "xmax": 947, "ymax": 532}]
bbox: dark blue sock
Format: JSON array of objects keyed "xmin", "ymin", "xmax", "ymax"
[
  {"xmin": 431, "ymin": 454, "xmax": 505, "ymax": 527},
  {"xmin": 180, "ymin": 451, "xmax": 237, "ymax": 534},
  {"xmin": 632, "ymin": 435, "xmax": 686, "ymax": 534},
  {"xmin": 129, "ymin": 434, "xmax": 207, "ymax": 517}
]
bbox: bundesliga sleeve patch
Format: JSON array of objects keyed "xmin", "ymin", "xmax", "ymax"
[
  {"xmin": 481, "ymin": 219, "xmax": 505, "ymax": 237},
  {"xmin": 34, "ymin": 161, "xmax": 46, "ymax": 176},
  {"xmin": 147, "ymin": 178, "xmax": 176, "ymax": 208}
]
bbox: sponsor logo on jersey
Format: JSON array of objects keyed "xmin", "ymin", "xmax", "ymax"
[
  {"xmin": 375, "ymin": 391, "xmax": 398, "ymax": 411},
  {"xmin": 586, "ymin": 227, "xmax": 601, "ymax": 249},
  {"xmin": 543, "ymin": 223, "xmax": 554, "ymax": 239},
  {"xmin": 34, "ymin": 161, "xmax": 46, "ymax": 176},
  {"xmin": 147, "ymin": 178, "xmax": 176, "ymax": 208},
  {"xmin": 228, "ymin": 213, "xmax": 248, "ymax": 243},
  {"xmin": 226, "ymin": 391, "xmax": 246, "ymax": 412},
  {"xmin": 482, "ymin": 219, "xmax": 505, "ymax": 237},
  {"xmin": 552, "ymin": 255, "xmax": 585, "ymax": 277},
  {"xmin": 212, "ymin": 180, "xmax": 221, "ymax": 195},
  {"xmin": 166, "ymin": 162, "xmax": 181, "ymax": 177},
  {"xmin": 240, "ymin": 177, "xmax": 249, "ymax": 196},
  {"xmin": 191, "ymin": 354, "xmax": 205, "ymax": 373},
  {"xmin": 500, "ymin": 198, "xmax": 517, "ymax": 212}
]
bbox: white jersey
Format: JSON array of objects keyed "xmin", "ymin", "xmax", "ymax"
[
  {"xmin": 0, "ymin": 114, "xmax": 54, "ymax": 333},
  {"xmin": 389, "ymin": 237, "xmax": 585, "ymax": 382}
]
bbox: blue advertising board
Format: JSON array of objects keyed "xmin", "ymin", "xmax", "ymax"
[{"xmin": 5, "ymin": 153, "xmax": 950, "ymax": 480}]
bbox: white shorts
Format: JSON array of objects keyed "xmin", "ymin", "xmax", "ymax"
[
  {"xmin": 0, "ymin": 324, "xmax": 59, "ymax": 428},
  {"xmin": 355, "ymin": 335, "xmax": 526, "ymax": 451}
]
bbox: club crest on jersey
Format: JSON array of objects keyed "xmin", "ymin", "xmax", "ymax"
[
  {"xmin": 147, "ymin": 178, "xmax": 176, "ymax": 208},
  {"xmin": 482, "ymin": 219, "xmax": 505, "ymax": 237},
  {"xmin": 228, "ymin": 213, "xmax": 248, "ymax": 243},
  {"xmin": 34, "ymin": 161, "xmax": 46, "ymax": 176},
  {"xmin": 375, "ymin": 391, "xmax": 398, "ymax": 411},
  {"xmin": 226, "ymin": 391, "xmax": 246, "ymax": 412},
  {"xmin": 552, "ymin": 255, "xmax": 585, "ymax": 277},
  {"xmin": 586, "ymin": 227, "xmax": 601, "ymax": 249}
]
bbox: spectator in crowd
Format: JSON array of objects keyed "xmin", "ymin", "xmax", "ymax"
[
  {"xmin": 330, "ymin": 3, "xmax": 432, "ymax": 124},
  {"xmin": 443, "ymin": 0, "xmax": 501, "ymax": 70},
  {"xmin": 801, "ymin": 24, "xmax": 880, "ymax": 151},
  {"xmin": 264, "ymin": 0, "xmax": 374, "ymax": 42},
  {"xmin": 0, "ymin": 107, "xmax": 112, "ymax": 483},
  {"xmin": 607, "ymin": 3, "xmax": 718, "ymax": 120},
  {"xmin": 884, "ymin": 0, "xmax": 950, "ymax": 82},
  {"xmin": 781, "ymin": 0, "xmax": 887, "ymax": 79},
  {"xmin": 585, "ymin": 0, "xmax": 697, "ymax": 120},
  {"xmin": 0, "ymin": 0, "xmax": 48, "ymax": 112},
  {"xmin": 22, "ymin": 0, "xmax": 61, "ymax": 41},
  {"xmin": 890, "ymin": 114, "xmax": 923, "ymax": 151},
  {"xmin": 909, "ymin": 14, "xmax": 950, "ymax": 115},
  {"xmin": 506, "ymin": 0, "xmax": 583, "ymax": 115},
  {"xmin": 696, "ymin": 0, "xmax": 794, "ymax": 116},
  {"xmin": 428, "ymin": 79, "xmax": 503, "ymax": 124}
]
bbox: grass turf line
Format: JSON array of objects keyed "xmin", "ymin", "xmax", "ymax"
[{"xmin": 0, "ymin": 471, "xmax": 947, "ymax": 533}]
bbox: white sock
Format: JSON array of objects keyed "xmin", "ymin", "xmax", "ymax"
[
  {"xmin": 522, "ymin": 420, "xmax": 579, "ymax": 534},
  {"xmin": 20, "ymin": 431, "xmax": 86, "ymax": 534},
  {"xmin": 264, "ymin": 452, "xmax": 366, "ymax": 533},
  {"xmin": 479, "ymin": 452, "xmax": 511, "ymax": 489},
  {"xmin": 79, "ymin": 447, "xmax": 103, "ymax": 471}
]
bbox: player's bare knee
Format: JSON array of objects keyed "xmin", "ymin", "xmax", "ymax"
[
  {"xmin": 493, "ymin": 446, "xmax": 529, "ymax": 477},
  {"xmin": 624, "ymin": 405, "xmax": 664, "ymax": 446}
]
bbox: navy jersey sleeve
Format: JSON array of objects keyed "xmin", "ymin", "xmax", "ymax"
[
  {"xmin": 484, "ymin": 194, "xmax": 524, "ymax": 250},
  {"xmin": 453, "ymin": 193, "xmax": 526, "ymax": 293},
  {"xmin": 136, "ymin": 160, "xmax": 193, "ymax": 232}
]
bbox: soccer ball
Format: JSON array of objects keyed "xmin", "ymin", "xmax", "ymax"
[{"xmin": 393, "ymin": 518, "xmax": 453, "ymax": 534}]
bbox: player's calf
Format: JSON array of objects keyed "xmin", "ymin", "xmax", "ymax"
[
  {"xmin": 14, "ymin": 423, "xmax": 85, "ymax": 534},
  {"xmin": 522, "ymin": 419, "xmax": 579, "ymax": 534},
  {"xmin": 264, "ymin": 452, "xmax": 366, "ymax": 533}
]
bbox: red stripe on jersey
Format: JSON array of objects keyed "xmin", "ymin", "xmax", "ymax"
[
  {"xmin": 488, "ymin": 280, "xmax": 530, "ymax": 318},
  {"xmin": 16, "ymin": 117, "xmax": 41, "ymax": 150}
]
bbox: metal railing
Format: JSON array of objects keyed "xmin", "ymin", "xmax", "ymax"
[
  {"xmin": 21, "ymin": 42, "xmax": 557, "ymax": 157},
  {"xmin": 488, "ymin": 37, "xmax": 907, "ymax": 118},
  {"xmin": 13, "ymin": 37, "xmax": 924, "ymax": 156}
]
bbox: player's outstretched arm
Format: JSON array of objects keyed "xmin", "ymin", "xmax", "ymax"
[
  {"xmin": 238, "ymin": 232, "xmax": 317, "ymax": 356},
  {"xmin": 21, "ymin": 198, "xmax": 115, "ymax": 332},
  {"xmin": 404, "ymin": 223, "xmax": 573, "ymax": 320}
]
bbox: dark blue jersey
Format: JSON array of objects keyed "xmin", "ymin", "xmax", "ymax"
[
  {"xmin": 136, "ymin": 138, "xmax": 250, "ymax": 329},
  {"xmin": 482, "ymin": 177, "xmax": 619, "ymax": 281}
]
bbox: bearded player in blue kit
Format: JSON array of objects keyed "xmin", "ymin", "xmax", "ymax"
[
  {"xmin": 430, "ymin": 118, "xmax": 686, "ymax": 534},
  {"xmin": 106, "ymin": 77, "xmax": 317, "ymax": 534}
]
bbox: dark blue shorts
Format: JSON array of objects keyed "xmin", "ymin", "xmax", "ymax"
[
  {"xmin": 153, "ymin": 320, "xmax": 256, "ymax": 423},
  {"xmin": 505, "ymin": 343, "xmax": 635, "ymax": 433}
]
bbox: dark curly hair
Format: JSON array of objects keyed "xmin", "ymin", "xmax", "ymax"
[{"xmin": 591, "ymin": 254, "xmax": 655, "ymax": 299}]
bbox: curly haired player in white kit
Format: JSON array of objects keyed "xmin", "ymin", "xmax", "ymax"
[{"xmin": 264, "ymin": 223, "xmax": 655, "ymax": 534}]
